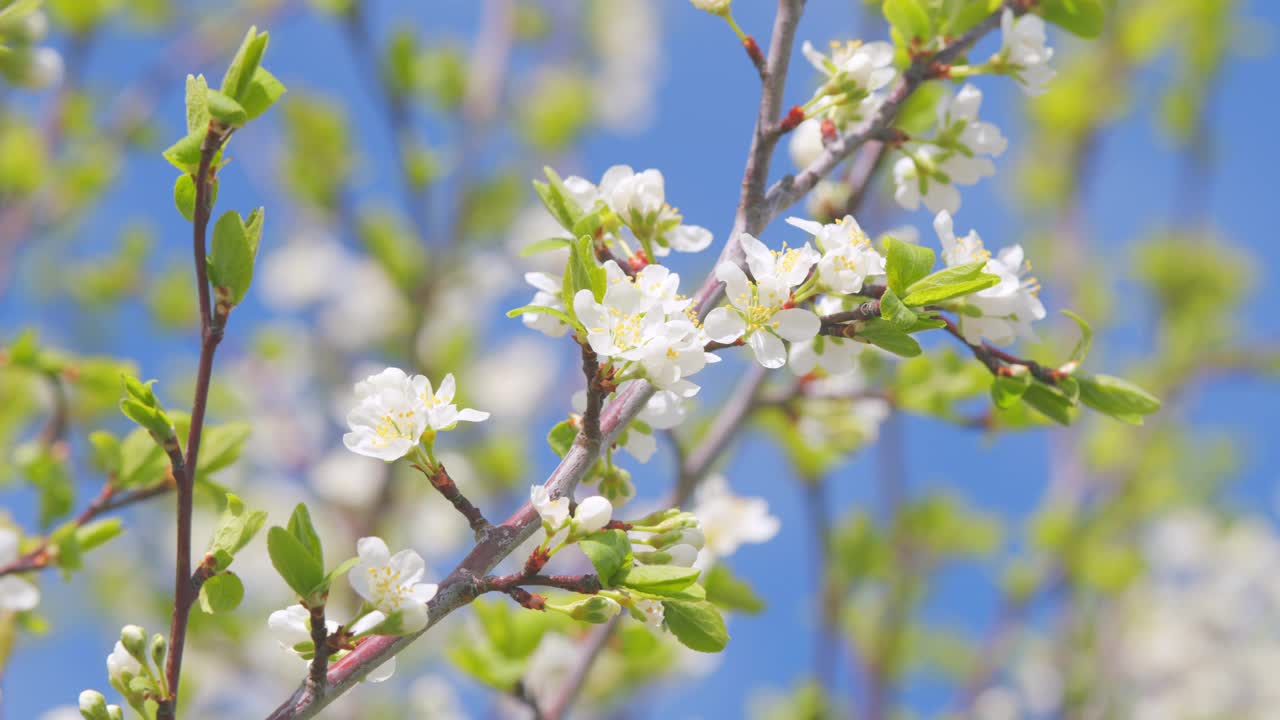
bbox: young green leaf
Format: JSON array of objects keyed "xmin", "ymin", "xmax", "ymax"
[
  {"xmin": 88, "ymin": 431, "xmax": 123, "ymax": 476},
  {"xmin": 578, "ymin": 529, "xmax": 631, "ymax": 586},
  {"xmin": 849, "ymin": 318, "xmax": 923, "ymax": 357},
  {"xmin": 990, "ymin": 372, "xmax": 1031, "ymax": 409},
  {"xmin": 703, "ymin": 564, "xmax": 765, "ymax": 614},
  {"xmin": 617, "ymin": 565, "xmax": 700, "ymax": 595},
  {"xmin": 1038, "ymin": 0, "xmax": 1105, "ymax": 38},
  {"xmin": 1020, "ymin": 381, "xmax": 1078, "ymax": 426},
  {"xmin": 287, "ymin": 503, "xmax": 324, "ymax": 564},
  {"xmin": 221, "ymin": 26, "xmax": 269, "ymax": 102},
  {"xmin": 883, "ymin": 0, "xmax": 932, "ymax": 42},
  {"xmin": 519, "ymin": 237, "xmax": 571, "ymax": 257},
  {"xmin": 239, "ymin": 67, "xmax": 287, "ymax": 120},
  {"xmin": 1060, "ymin": 310, "xmax": 1093, "ymax": 371},
  {"xmin": 205, "ymin": 89, "xmax": 248, "ymax": 127},
  {"xmin": 901, "ymin": 261, "xmax": 1000, "ymax": 305},
  {"xmin": 879, "ymin": 287, "xmax": 918, "ymax": 329},
  {"xmin": 662, "ymin": 600, "xmax": 729, "ymax": 653},
  {"xmin": 185, "ymin": 74, "xmax": 210, "ymax": 134},
  {"xmin": 208, "ymin": 493, "xmax": 268, "ymax": 569},
  {"xmin": 545, "ymin": 419, "xmax": 578, "ymax": 458},
  {"xmin": 267, "ymin": 526, "xmax": 325, "ymax": 599},
  {"xmin": 162, "ymin": 131, "xmax": 204, "ymax": 173},
  {"xmin": 208, "ymin": 210, "xmax": 258, "ymax": 306},
  {"xmin": 198, "ymin": 572, "xmax": 245, "ymax": 614},
  {"xmin": 1078, "ymin": 374, "xmax": 1161, "ymax": 424},
  {"xmin": 885, "ymin": 237, "xmax": 936, "ymax": 295}
]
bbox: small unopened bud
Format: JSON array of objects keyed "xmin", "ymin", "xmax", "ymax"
[
  {"xmin": 26, "ymin": 47, "xmax": 64, "ymax": 90},
  {"xmin": 106, "ymin": 641, "xmax": 141, "ymax": 683},
  {"xmin": 79, "ymin": 690, "xmax": 109, "ymax": 720},
  {"xmin": 106, "ymin": 706, "xmax": 124, "ymax": 720},
  {"xmin": 690, "ymin": 0, "xmax": 732, "ymax": 15},
  {"xmin": 572, "ymin": 496, "xmax": 613, "ymax": 535},
  {"xmin": 664, "ymin": 543, "xmax": 699, "ymax": 567},
  {"xmin": 632, "ymin": 507, "xmax": 680, "ymax": 527},
  {"xmin": 119, "ymin": 625, "xmax": 147, "ymax": 660},
  {"xmin": 566, "ymin": 596, "xmax": 621, "ymax": 624},
  {"xmin": 149, "ymin": 633, "xmax": 167, "ymax": 670}
]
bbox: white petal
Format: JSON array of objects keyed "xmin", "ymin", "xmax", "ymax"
[
  {"xmin": 357, "ymin": 537, "xmax": 391, "ymax": 566},
  {"xmin": 773, "ymin": 308, "xmax": 821, "ymax": 342},
  {"xmin": 0, "ymin": 576, "xmax": 39, "ymax": 611},
  {"xmin": 714, "ymin": 262, "xmax": 751, "ymax": 309},
  {"xmin": 703, "ymin": 307, "xmax": 745, "ymax": 343},
  {"xmin": 456, "ymin": 408, "xmax": 489, "ymax": 423},
  {"xmin": 748, "ymin": 331, "xmax": 786, "ymax": 369},
  {"xmin": 365, "ymin": 656, "xmax": 397, "ymax": 683}
]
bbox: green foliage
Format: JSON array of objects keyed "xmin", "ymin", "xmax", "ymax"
[
  {"xmin": 617, "ymin": 564, "xmax": 700, "ymax": 596},
  {"xmin": 661, "ymin": 599, "xmax": 729, "ymax": 653},
  {"xmin": 198, "ymin": 572, "xmax": 245, "ymax": 614},
  {"xmin": 518, "ymin": 70, "xmax": 593, "ymax": 152},
  {"xmin": 579, "ymin": 529, "xmax": 631, "ymax": 586},
  {"xmin": 901, "ymin": 261, "xmax": 999, "ymax": 305},
  {"xmin": 208, "ymin": 208, "xmax": 265, "ymax": 307},
  {"xmin": 118, "ymin": 374, "xmax": 176, "ymax": 446},
  {"xmin": 1077, "ymin": 374, "xmax": 1161, "ymax": 424},
  {"xmin": 207, "ymin": 493, "xmax": 268, "ymax": 572},
  {"xmin": 703, "ymin": 564, "xmax": 765, "ymax": 614},
  {"xmin": 851, "ymin": 318, "xmax": 922, "ymax": 357},
  {"xmin": 884, "ymin": 237, "xmax": 936, "ymax": 295},
  {"xmin": 1038, "ymin": 0, "xmax": 1106, "ymax": 38},
  {"xmin": 883, "ymin": 0, "xmax": 933, "ymax": 43}
]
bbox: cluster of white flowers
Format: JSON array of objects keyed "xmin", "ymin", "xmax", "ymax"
[
  {"xmin": 575, "ymin": 261, "xmax": 716, "ymax": 391},
  {"xmin": 566, "ymin": 165, "xmax": 713, "ymax": 258},
  {"xmin": 893, "ymin": 84, "xmax": 1008, "ymax": 215},
  {"xmin": 267, "ymin": 536, "xmax": 437, "ymax": 683},
  {"xmin": 999, "ymin": 9, "xmax": 1056, "ymax": 95},
  {"xmin": 704, "ymin": 233, "xmax": 822, "ymax": 369},
  {"xmin": 800, "ymin": 40, "xmax": 897, "ymax": 127},
  {"xmin": 343, "ymin": 367, "xmax": 489, "ymax": 461},
  {"xmin": 933, "ymin": 210, "xmax": 1045, "ymax": 345}
]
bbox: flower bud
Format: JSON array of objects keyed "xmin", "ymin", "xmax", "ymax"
[
  {"xmin": 690, "ymin": 0, "xmax": 732, "ymax": 15},
  {"xmin": 119, "ymin": 624, "xmax": 147, "ymax": 660},
  {"xmin": 26, "ymin": 47, "xmax": 63, "ymax": 90},
  {"xmin": 566, "ymin": 596, "xmax": 621, "ymax": 624},
  {"xmin": 149, "ymin": 633, "xmax": 167, "ymax": 670},
  {"xmin": 106, "ymin": 640, "xmax": 141, "ymax": 683},
  {"xmin": 106, "ymin": 706, "xmax": 124, "ymax": 720},
  {"xmin": 632, "ymin": 507, "xmax": 680, "ymax": 527},
  {"xmin": 664, "ymin": 543, "xmax": 699, "ymax": 567},
  {"xmin": 572, "ymin": 496, "xmax": 613, "ymax": 535},
  {"xmin": 79, "ymin": 690, "xmax": 109, "ymax": 720}
]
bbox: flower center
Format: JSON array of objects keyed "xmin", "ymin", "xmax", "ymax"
[{"xmin": 367, "ymin": 565, "xmax": 412, "ymax": 608}]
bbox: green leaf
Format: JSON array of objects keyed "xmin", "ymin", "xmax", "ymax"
[
  {"xmin": 879, "ymin": 287, "xmax": 917, "ymax": 329},
  {"xmin": 519, "ymin": 237, "xmax": 571, "ymax": 257},
  {"xmin": 703, "ymin": 564, "xmax": 765, "ymax": 614},
  {"xmin": 546, "ymin": 419, "xmax": 578, "ymax": 457},
  {"xmin": 883, "ymin": 0, "xmax": 933, "ymax": 42},
  {"xmin": 901, "ymin": 261, "xmax": 1000, "ymax": 305},
  {"xmin": 885, "ymin": 237, "xmax": 936, "ymax": 295},
  {"xmin": 267, "ymin": 526, "xmax": 325, "ymax": 599},
  {"xmin": 324, "ymin": 556, "xmax": 359, "ymax": 586},
  {"xmin": 173, "ymin": 174, "xmax": 196, "ymax": 222},
  {"xmin": 240, "ymin": 67, "xmax": 286, "ymax": 120},
  {"xmin": 185, "ymin": 74, "xmax": 210, "ymax": 134},
  {"xmin": 195, "ymin": 422, "xmax": 251, "ymax": 476},
  {"xmin": 569, "ymin": 235, "xmax": 606, "ymax": 302},
  {"xmin": 1078, "ymin": 374, "xmax": 1161, "ymax": 424},
  {"xmin": 990, "ymin": 372, "xmax": 1031, "ymax": 409},
  {"xmin": 578, "ymin": 529, "xmax": 631, "ymax": 586},
  {"xmin": 209, "ymin": 210, "xmax": 257, "ymax": 306},
  {"xmin": 205, "ymin": 89, "xmax": 248, "ymax": 127},
  {"xmin": 162, "ymin": 131, "xmax": 204, "ymax": 173},
  {"xmin": 1020, "ymin": 381, "xmax": 1077, "ymax": 426},
  {"xmin": 662, "ymin": 600, "xmax": 729, "ymax": 653},
  {"xmin": 75, "ymin": 518, "xmax": 124, "ymax": 553},
  {"xmin": 1060, "ymin": 310, "xmax": 1093, "ymax": 371},
  {"xmin": 287, "ymin": 503, "xmax": 324, "ymax": 563},
  {"xmin": 850, "ymin": 318, "xmax": 923, "ymax": 357},
  {"xmin": 221, "ymin": 26, "xmax": 269, "ymax": 102},
  {"xmin": 208, "ymin": 493, "xmax": 268, "ymax": 568},
  {"xmin": 198, "ymin": 572, "xmax": 245, "ymax": 613},
  {"xmin": 1038, "ymin": 0, "xmax": 1105, "ymax": 38},
  {"xmin": 506, "ymin": 305, "xmax": 575, "ymax": 329},
  {"xmin": 88, "ymin": 431, "xmax": 122, "ymax": 476},
  {"xmin": 618, "ymin": 565, "xmax": 700, "ymax": 595},
  {"xmin": 118, "ymin": 428, "xmax": 165, "ymax": 488}
]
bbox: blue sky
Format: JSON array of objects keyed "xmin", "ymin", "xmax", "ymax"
[{"xmin": 3, "ymin": 1, "xmax": 1278, "ymax": 717}]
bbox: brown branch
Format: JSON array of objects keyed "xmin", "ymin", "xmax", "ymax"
[
  {"xmin": 0, "ymin": 480, "xmax": 174, "ymax": 577},
  {"xmin": 416, "ymin": 463, "xmax": 492, "ymax": 541},
  {"xmin": 940, "ymin": 317, "xmax": 1065, "ymax": 384},
  {"xmin": 763, "ymin": 1, "xmax": 1026, "ymax": 217},
  {"xmin": 306, "ymin": 604, "xmax": 330, "ymax": 702},
  {"xmin": 157, "ymin": 125, "xmax": 230, "ymax": 720}
]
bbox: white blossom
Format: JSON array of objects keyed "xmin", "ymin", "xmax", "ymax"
[
  {"xmin": 787, "ymin": 215, "xmax": 885, "ymax": 294},
  {"xmin": 933, "ymin": 211, "xmax": 1046, "ymax": 345},
  {"xmin": 801, "ymin": 40, "xmax": 896, "ymax": 121},
  {"xmin": 418, "ymin": 373, "xmax": 490, "ymax": 432},
  {"xmin": 1000, "ymin": 9, "xmax": 1056, "ymax": 95},
  {"xmin": 0, "ymin": 529, "xmax": 38, "ymax": 611},
  {"xmin": 692, "ymin": 475, "xmax": 780, "ymax": 568},
  {"xmin": 349, "ymin": 537, "xmax": 437, "ymax": 634},
  {"xmin": 268, "ymin": 604, "xmax": 341, "ymax": 658},
  {"xmin": 893, "ymin": 85, "xmax": 1007, "ymax": 215},
  {"xmin": 703, "ymin": 234, "xmax": 821, "ymax": 369},
  {"xmin": 789, "ymin": 335, "xmax": 861, "ymax": 377},
  {"xmin": 893, "ymin": 148, "xmax": 961, "ymax": 215},
  {"xmin": 342, "ymin": 368, "xmax": 427, "ymax": 461},
  {"xmin": 532, "ymin": 485, "xmax": 571, "ymax": 531}
]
